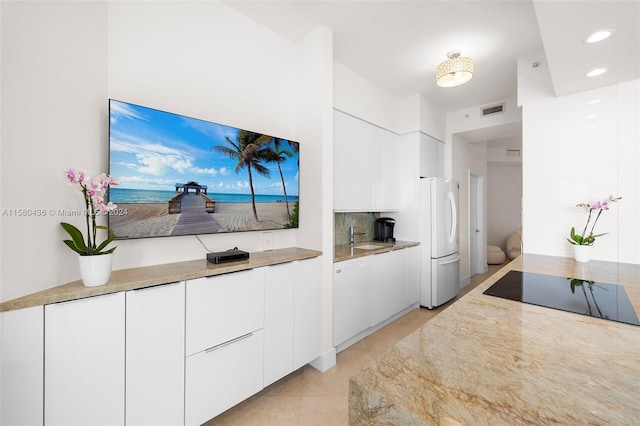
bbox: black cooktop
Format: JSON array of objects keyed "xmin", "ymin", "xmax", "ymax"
[{"xmin": 483, "ymin": 271, "xmax": 639, "ymax": 326}]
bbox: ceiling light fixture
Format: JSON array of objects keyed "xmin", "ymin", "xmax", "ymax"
[
  {"xmin": 585, "ymin": 29, "xmax": 615, "ymax": 43},
  {"xmin": 436, "ymin": 50, "xmax": 474, "ymax": 87},
  {"xmin": 586, "ymin": 68, "xmax": 607, "ymax": 77}
]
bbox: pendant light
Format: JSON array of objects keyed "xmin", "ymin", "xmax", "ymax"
[{"xmin": 436, "ymin": 50, "xmax": 474, "ymax": 87}]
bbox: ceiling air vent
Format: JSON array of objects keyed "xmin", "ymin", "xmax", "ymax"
[{"xmin": 481, "ymin": 103, "xmax": 505, "ymax": 117}]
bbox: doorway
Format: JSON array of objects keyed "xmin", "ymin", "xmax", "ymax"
[{"xmin": 469, "ymin": 171, "xmax": 486, "ymax": 277}]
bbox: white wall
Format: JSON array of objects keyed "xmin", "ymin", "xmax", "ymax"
[
  {"xmin": 333, "ymin": 61, "xmax": 446, "ymax": 140},
  {"xmin": 0, "ymin": 1, "xmax": 330, "ymax": 301},
  {"xmin": 107, "ymin": 1, "xmax": 302, "ymax": 272},
  {"xmin": 452, "ymin": 137, "xmax": 487, "ymax": 285},
  {"xmin": 1, "ymin": 1, "xmax": 108, "ymax": 300},
  {"xmin": 333, "ymin": 61, "xmax": 400, "ymax": 133},
  {"xmin": 487, "ymin": 164, "xmax": 522, "ymax": 251},
  {"xmin": 518, "ymin": 53, "xmax": 639, "ymax": 264},
  {"xmin": 294, "ymin": 26, "xmax": 336, "ymax": 360},
  {"xmin": 445, "ymin": 97, "xmax": 521, "ymax": 178}
]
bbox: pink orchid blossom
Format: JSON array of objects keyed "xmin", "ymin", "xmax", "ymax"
[
  {"xmin": 61, "ymin": 168, "xmax": 119, "ymax": 255},
  {"xmin": 569, "ymin": 196, "xmax": 621, "ymax": 246}
]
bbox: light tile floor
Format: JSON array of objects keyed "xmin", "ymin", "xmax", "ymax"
[{"xmin": 207, "ymin": 261, "xmax": 510, "ymax": 425}]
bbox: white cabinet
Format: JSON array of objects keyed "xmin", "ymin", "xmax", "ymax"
[
  {"xmin": 186, "ymin": 268, "xmax": 264, "ymax": 356},
  {"xmin": 293, "ymin": 257, "xmax": 322, "ymax": 369},
  {"xmin": 420, "ymin": 133, "xmax": 444, "ymax": 178},
  {"xmin": 371, "ymin": 248, "xmax": 409, "ymax": 326},
  {"xmin": 185, "ymin": 268, "xmax": 265, "ymax": 425},
  {"xmin": 126, "ymin": 282, "xmax": 185, "ymax": 426},
  {"xmin": 334, "ymin": 110, "xmax": 400, "ymax": 211},
  {"xmin": 185, "ymin": 330, "xmax": 264, "ymax": 426},
  {"xmin": 1, "ymin": 306, "xmax": 44, "ymax": 426},
  {"xmin": 264, "ymin": 257, "xmax": 322, "ymax": 385},
  {"xmin": 264, "ymin": 262, "xmax": 295, "ymax": 386},
  {"xmin": 44, "ymin": 292, "xmax": 125, "ymax": 426},
  {"xmin": 406, "ymin": 246, "xmax": 421, "ymax": 304},
  {"xmin": 334, "ymin": 109, "xmax": 375, "ymax": 210},
  {"xmin": 334, "ymin": 247, "xmax": 420, "ymax": 350},
  {"xmin": 333, "ymin": 257, "xmax": 371, "ymax": 347},
  {"xmin": 2, "ymin": 252, "xmax": 321, "ymax": 426}
]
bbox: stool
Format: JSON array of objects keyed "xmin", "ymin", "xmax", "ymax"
[{"xmin": 487, "ymin": 245, "xmax": 506, "ymax": 265}]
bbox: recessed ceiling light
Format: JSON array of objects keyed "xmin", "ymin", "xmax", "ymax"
[
  {"xmin": 586, "ymin": 29, "xmax": 615, "ymax": 43},
  {"xmin": 586, "ymin": 68, "xmax": 607, "ymax": 77}
]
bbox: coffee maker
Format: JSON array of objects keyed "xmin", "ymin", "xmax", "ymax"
[{"xmin": 374, "ymin": 217, "xmax": 396, "ymax": 242}]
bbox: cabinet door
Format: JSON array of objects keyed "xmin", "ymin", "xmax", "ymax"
[
  {"xmin": 406, "ymin": 246, "xmax": 421, "ymax": 304},
  {"xmin": 126, "ymin": 282, "xmax": 185, "ymax": 426},
  {"xmin": 420, "ymin": 133, "xmax": 444, "ymax": 178},
  {"xmin": 264, "ymin": 262, "xmax": 295, "ymax": 387},
  {"xmin": 185, "ymin": 329, "xmax": 264, "ymax": 426},
  {"xmin": 45, "ymin": 292, "xmax": 125, "ymax": 426},
  {"xmin": 371, "ymin": 126, "xmax": 388, "ymax": 211},
  {"xmin": 293, "ymin": 257, "xmax": 322, "ymax": 369},
  {"xmin": 333, "ymin": 257, "xmax": 371, "ymax": 347},
  {"xmin": 371, "ymin": 249, "xmax": 407, "ymax": 326},
  {"xmin": 334, "ymin": 110, "xmax": 377, "ymax": 211},
  {"xmin": 1, "ymin": 306, "xmax": 44, "ymax": 426},
  {"xmin": 186, "ymin": 268, "xmax": 264, "ymax": 356}
]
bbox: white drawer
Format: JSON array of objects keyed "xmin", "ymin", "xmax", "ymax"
[
  {"xmin": 185, "ymin": 329, "xmax": 264, "ymax": 426},
  {"xmin": 186, "ymin": 268, "xmax": 264, "ymax": 356}
]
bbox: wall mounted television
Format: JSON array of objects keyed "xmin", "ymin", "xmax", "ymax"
[{"xmin": 108, "ymin": 99, "xmax": 300, "ymax": 240}]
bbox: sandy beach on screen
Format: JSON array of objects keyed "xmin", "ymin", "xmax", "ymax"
[{"xmin": 110, "ymin": 201, "xmax": 293, "ymax": 239}]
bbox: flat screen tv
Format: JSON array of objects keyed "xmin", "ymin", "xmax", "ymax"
[{"xmin": 108, "ymin": 99, "xmax": 300, "ymax": 239}]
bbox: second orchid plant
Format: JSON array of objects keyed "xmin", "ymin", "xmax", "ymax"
[{"xmin": 568, "ymin": 195, "xmax": 622, "ymax": 246}]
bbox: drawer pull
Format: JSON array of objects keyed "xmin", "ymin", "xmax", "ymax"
[{"xmin": 204, "ymin": 332, "xmax": 254, "ymax": 353}]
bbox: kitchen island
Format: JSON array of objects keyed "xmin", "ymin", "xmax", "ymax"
[{"xmin": 349, "ymin": 254, "xmax": 640, "ymax": 425}]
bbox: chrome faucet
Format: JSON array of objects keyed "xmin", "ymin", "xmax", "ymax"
[{"xmin": 349, "ymin": 226, "xmax": 355, "ymax": 245}]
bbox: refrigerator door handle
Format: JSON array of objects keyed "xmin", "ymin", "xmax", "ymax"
[
  {"xmin": 438, "ymin": 255, "xmax": 460, "ymax": 266},
  {"xmin": 448, "ymin": 191, "xmax": 457, "ymax": 244}
]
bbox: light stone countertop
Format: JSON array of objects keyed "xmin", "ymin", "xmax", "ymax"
[
  {"xmin": 0, "ymin": 247, "xmax": 322, "ymax": 312},
  {"xmin": 334, "ymin": 240, "xmax": 419, "ymax": 263},
  {"xmin": 349, "ymin": 254, "xmax": 640, "ymax": 425}
]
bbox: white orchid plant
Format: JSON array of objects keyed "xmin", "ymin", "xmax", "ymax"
[
  {"xmin": 61, "ymin": 168, "xmax": 118, "ymax": 256},
  {"xmin": 568, "ymin": 195, "xmax": 622, "ymax": 246}
]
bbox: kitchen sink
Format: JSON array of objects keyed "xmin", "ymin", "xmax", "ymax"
[{"xmin": 354, "ymin": 243, "xmax": 389, "ymax": 250}]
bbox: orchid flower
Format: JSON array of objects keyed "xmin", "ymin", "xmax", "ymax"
[
  {"xmin": 61, "ymin": 168, "xmax": 119, "ymax": 256},
  {"xmin": 568, "ymin": 196, "xmax": 621, "ymax": 246}
]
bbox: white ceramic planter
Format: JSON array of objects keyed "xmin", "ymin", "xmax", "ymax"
[
  {"xmin": 572, "ymin": 245, "xmax": 592, "ymax": 263},
  {"xmin": 78, "ymin": 253, "xmax": 112, "ymax": 287}
]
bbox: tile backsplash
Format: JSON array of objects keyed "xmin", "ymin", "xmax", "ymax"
[{"xmin": 334, "ymin": 212, "xmax": 378, "ymax": 245}]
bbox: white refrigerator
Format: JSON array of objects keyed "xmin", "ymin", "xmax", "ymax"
[{"xmin": 420, "ymin": 177, "xmax": 460, "ymax": 309}]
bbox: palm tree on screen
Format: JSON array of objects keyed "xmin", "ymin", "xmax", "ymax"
[
  {"xmin": 265, "ymin": 138, "xmax": 294, "ymax": 220},
  {"xmin": 212, "ymin": 130, "xmax": 271, "ymax": 221}
]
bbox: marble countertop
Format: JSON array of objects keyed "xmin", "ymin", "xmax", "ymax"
[
  {"xmin": 334, "ymin": 240, "xmax": 419, "ymax": 262},
  {"xmin": 349, "ymin": 254, "xmax": 640, "ymax": 425},
  {"xmin": 0, "ymin": 247, "xmax": 321, "ymax": 312}
]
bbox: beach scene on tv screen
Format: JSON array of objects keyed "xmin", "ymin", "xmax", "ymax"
[{"xmin": 108, "ymin": 100, "xmax": 299, "ymax": 239}]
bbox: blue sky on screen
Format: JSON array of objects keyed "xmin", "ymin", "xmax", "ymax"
[{"xmin": 109, "ymin": 100, "xmax": 299, "ymax": 196}]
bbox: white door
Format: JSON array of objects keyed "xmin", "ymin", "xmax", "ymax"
[
  {"xmin": 264, "ymin": 262, "xmax": 295, "ymax": 387},
  {"xmin": 293, "ymin": 257, "xmax": 322, "ymax": 369},
  {"xmin": 45, "ymin": 293, "xmax": 125, "ymax": 426},
  {"xmin": 469, "ymin": 172, "xmax": 486, "ymax": 276},
  {"xmin": 1, "ymin": 306, "xmax": 44, "ymax": 426},
  {"xmin": 126, "ymin": 282, "xmax": 185, "ymax": 426},
  {"xmin": 333, "ymin": 258, "xmax": 370, "ymax": 348},
  {"xmin": 470, "ymin": 173, "xmax": 478, "ymax": 275}
]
